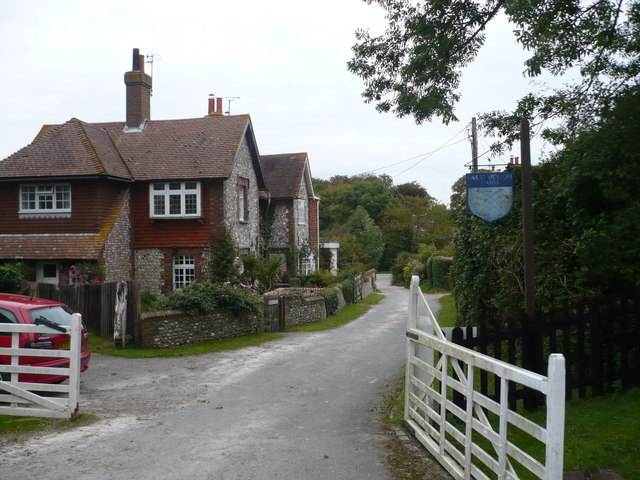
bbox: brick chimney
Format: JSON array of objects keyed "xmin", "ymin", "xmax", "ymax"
[
  {"xmin": 208, "ymin": 96, "xmax": 224, "ymax": 116},
  {"xmin": 124, "ymin": 48, "xmax": 152, "ymax": 131}
]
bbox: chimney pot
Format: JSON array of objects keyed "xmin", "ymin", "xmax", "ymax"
[
  {"xmin": 207, "ymin": 96, "xmax": 224, "ymax": 116},
  {"xmin": 132, "ymin": 48, "xmax": 140, "ymax": 70},
  {"xmin": 124, "ymin": 48, "xmax": 152, "ymax": 130}
]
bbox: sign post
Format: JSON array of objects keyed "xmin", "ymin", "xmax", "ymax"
[{"xmin": 466, "ymin": 172, "xmax": 514, "ymax": 223}]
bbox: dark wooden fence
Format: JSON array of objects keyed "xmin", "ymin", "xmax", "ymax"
[
  {"xmin": 451, "ymin": 288, "xmax": 640, "ymax": 409},
  {"xmin": 22, "ymin": 281, "xmax": 141, "ymax": 341}
]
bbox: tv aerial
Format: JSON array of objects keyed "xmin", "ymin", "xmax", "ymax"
[{"xmin": 145, "ymin": 53, "xmax": 162, "ymax": 77}]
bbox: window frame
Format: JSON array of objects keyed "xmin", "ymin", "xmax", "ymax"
[
  {"xmin": 298, "ymin": 253, "xmax": 313, "ymax": 275},
  {"xmin": 149, "ymin": 181, "xmax": 201, "ymax": 219},
  {"xmin": 296, "ymin": 197, "xmax": 307, "ymax": 225},
  {"xmin": 19, "ymin": 183, "xmax": 71, "ymax": 214},
  {"xmin": 173, "ymin": 254, "xmax": 196, "ymax": 290},
  {"xmin": 237, "ymin": 177, "xmax": 249, "ymax": 222}
]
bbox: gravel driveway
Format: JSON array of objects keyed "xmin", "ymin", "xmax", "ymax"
[{"xmin": 0, "ymin": 274, "xmax": 449, "ymax": 480}]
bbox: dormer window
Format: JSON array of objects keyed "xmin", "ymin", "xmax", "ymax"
[
  {"xmin": 20, "ymin": 184, "xmax": 71, "ymax": 214},
  {"xmin": 150, "ymin": 182, "xmax": 201, "ymax": 218}
]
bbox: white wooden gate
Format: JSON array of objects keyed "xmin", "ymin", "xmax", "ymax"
[
  {"xmin": 0, "ymin": 313, "xmax": 81, "ymax": 419},
  {"xmin": 405, "ymin": 276, "xmax": 565, "ymax": 480}
]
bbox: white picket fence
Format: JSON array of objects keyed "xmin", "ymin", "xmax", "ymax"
[
  {"xmin": 0, "ymin": 313, "xmax": 82, "ymax": 419},
  {"xmin": 405, "ymin": 276, "xmax": 565, "ymax": 480}
]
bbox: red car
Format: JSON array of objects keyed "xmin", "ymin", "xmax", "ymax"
[{"xmin": 0, "ymin": 293, "xmax": 91, "ymax": 384}]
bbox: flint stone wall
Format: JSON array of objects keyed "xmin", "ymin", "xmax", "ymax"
[{"xmin": 140, "ymin": 309, "xmax": 261, "ymax": 348}]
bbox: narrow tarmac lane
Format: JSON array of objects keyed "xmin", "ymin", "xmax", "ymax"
[{"xmin": 0, "ymin": 274, "xmax": 443, "ymax": 480}]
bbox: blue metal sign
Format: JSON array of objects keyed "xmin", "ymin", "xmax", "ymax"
[{"xmin": 466, "ymin": 172, "xmax": 514, "ymax": 222}]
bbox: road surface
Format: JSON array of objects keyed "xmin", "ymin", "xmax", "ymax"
[{"xmin": 0, "ymin": 274, "xmax": 445, "ymax": 480}]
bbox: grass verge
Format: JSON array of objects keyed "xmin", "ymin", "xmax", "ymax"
[
  {"xmin": 0, "ymin": 413, "xmax": 98, "ymax": 446},
  {"xmin": 88, "ymin": 332, "xmax": 284, "ymax": 358},
  {"xmin": 390, "ymin": 293, "xmax": 639, "ymax": 478},
  {"xmin": 436, "ymin": 294, "xmax": 456, "ymax": 327},
  {"xmin": 284, "ymin": 293, "xmax": 385, "ymax": 332}
]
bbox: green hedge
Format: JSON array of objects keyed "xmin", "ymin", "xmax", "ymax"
[{"xmin": 427, "ymin": 256, "xmax": 452, "ymax": 291}]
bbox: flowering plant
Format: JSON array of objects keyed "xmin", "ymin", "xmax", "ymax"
[{"xmin": 69, "ymin": 263, "xmax": 105, "ymax": 284}]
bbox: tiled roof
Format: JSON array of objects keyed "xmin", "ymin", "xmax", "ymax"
[
  {"xmin": 0, "ymin": 115, "xmax": 253, "ymax": 182},
  {"xmin": 261, "ymin": 153, "xmax": 308, "ymax": 199},
  {"xmin": 0, "ymin": 234, "xmax": 103, "ymax": 260},
  {"xmin": 0, "ymin": 119, "xmax": 128, "ymax": 179},
  {"xmin": 97, "ymin": 115, "xmax": 252, "ymax": 180}
]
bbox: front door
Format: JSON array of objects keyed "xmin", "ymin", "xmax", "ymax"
[{"xmin": 36, "ymin": 262, "xmax": 59, "ymax": 284}]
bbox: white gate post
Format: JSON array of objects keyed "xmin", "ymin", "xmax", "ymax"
[
  {"xmin": 406, "ymin": 276, "xmax": 435, "ymax": 419},
  {"xmin": 68, "ymin": 313, "xmax": 82, "ymax": 417},
  {"xmin": 545, "ymin": 354, "xmax": 565, "ymax": 480}
]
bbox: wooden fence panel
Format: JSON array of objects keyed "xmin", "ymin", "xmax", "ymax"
[
  {"xmin": 453, "ymin": 288, "xmax": 640, "ymax": 405},
  {"xmin": 21, "ymin": 281, "xmax": 140, "ymax": 342}
]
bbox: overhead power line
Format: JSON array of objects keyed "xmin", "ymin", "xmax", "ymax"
[{"xmin": 360, "ymin": 122, "xmax": 470, "ymax": 177}]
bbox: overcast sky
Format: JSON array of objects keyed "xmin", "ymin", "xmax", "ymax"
[{"xmin": 0, "ymin": 0, "xmax": 552, "ymax": 205}]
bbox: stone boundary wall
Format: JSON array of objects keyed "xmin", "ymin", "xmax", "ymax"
[
  {"xmin": 140, "ymin": 309, "xmax": 261, "ymax": 348},
  {"xmin": 139, "ymin": 270, "xmax": 377, "ymax": 348},
  {"xmin": 284, "ymin": 294, "xmax": 327, "ymax": 327},
  {"xmin": 362, "ymin": 269, "xmax": 377, "ymax": 299}
]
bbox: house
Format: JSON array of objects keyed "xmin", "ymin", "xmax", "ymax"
[
  {"xmin": 260, "ymin": 153, "xmax": 319, "ymax": 276},
  {"xmin": 0, "ymin": 48, "xmax": 319, "ymax": 294}
]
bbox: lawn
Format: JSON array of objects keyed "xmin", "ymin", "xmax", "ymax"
[{"xmin": 425, "ymin": 293, "xmax": 640, "ymax": 479}]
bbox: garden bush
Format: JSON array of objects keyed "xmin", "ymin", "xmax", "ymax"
[
  {"xmin": 162, "ymin": 282, "xmax": 260, "ymax": 315},
  {"xmin": 0, "ymin": 265, "xmax": 22, "ymax": 293},
  {"xmin": 300, "ymin": 269, "xmax": 336, "ymax": 288},
  {"xmin": 318, "ymin": 287, "xmax": 340, "ymax": 316}
]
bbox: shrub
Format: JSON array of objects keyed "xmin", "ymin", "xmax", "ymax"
[
  {"xmin": 209, "ymin": 232, "xmax": 240, "ymax": 284},
  {"xmin": 300, "ymin": 269, "xmax": 336, "ymax": 288},
  {"xmin": 318, "ymin": 287, "xmax": 340, "ymax": 316},
  {"xmin": 340, "ymin": 276, "xmax": 357, "ymax": 304},
  {"xmin": 390, "ymin": 251, "xmax": 419, "ymax": 286},
  {"xmin": 69, "ymin": 262, "xmax": 105, "ymax": 284},
  {"xmin": 163, "ymin": 282, "xmax": 260, "ymax": 315},
  {"xmin": 140, "ymin": 291, "xmax": 161, "ymax": 313},
  {"xmin": 0, "ymin": 265, "xmax": 22, "ymax": 293},
  {"xmin": 240, "ymin": 254, "xmax": 282, "ymax": 293}
]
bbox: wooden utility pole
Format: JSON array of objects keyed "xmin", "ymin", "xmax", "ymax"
[
  {"xmin": 471, "ymin": 117, "xmax": 478, "ymax": 173},
  {"xmin": 520, "ymin": 119, "xmax": 543, "ymax": 407},
  {"xmin": 520, "ymin": 119, "xmax": 535, "ymax": 320}
]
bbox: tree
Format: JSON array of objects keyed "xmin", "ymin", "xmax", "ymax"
[
  {"xmin": 380, "ymin": 196, "xmax": 453, "ymax": 269},
  {"xmin": 450, "ymin": 85, "xmax": 640, "ymax": 325},
  {"xmin": 349, "ymin": 206, "xmax": 385, "ymax": 269},
  {"xmin": 395, "ymin": 181, "xmax": 432, "ymax": 198},
  {"xmin": 209, "ymin": 231, "xmax": 240, "ymax": 284},
  {"xmin": 318, "ymin": 176, "xmax": 398, "ymax": 229},
  {"xmin": 349, "ymin": 0, "xmax": 640, "ymax": 149}
]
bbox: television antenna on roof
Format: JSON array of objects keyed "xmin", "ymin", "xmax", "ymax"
[
  {"xmin": 224, "ymin": 97, "xmax": 240, "ymax": 115},
  {"xmin": 145, "ymin": 53, "xmax": 162, "ymax": 77}
]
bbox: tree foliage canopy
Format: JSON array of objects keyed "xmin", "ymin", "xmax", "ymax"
[
  {"xmin": 450, "ymin": 86, "xmax": 640, "ymax": 325},
  {"xmin": 349, "ymin": 0, "xmax": 640, "ymax": 149}
]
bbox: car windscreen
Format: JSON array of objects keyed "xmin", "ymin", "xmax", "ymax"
[{"xmin": 29, "ymin": 306, "xmax": 74, "ymax": 327}]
